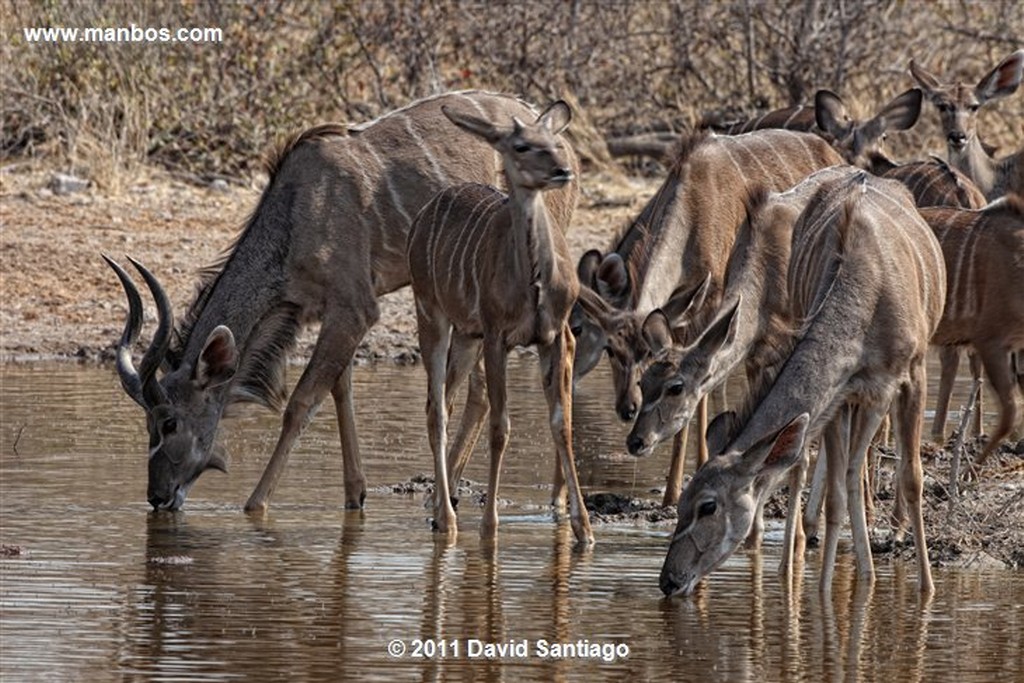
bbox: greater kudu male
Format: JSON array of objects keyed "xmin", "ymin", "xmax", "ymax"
[
  {"xmin": 407, "ymin": 101, "xmax": 592, "ymax": 544},
  {"xmin": 106, "ymin": 91, "xmax": 579, "ymax": 512}
]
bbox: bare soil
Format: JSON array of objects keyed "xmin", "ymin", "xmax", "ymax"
[{"xmin": 1, "ymin": 162, "xmax": 1020, "ymax": 571}]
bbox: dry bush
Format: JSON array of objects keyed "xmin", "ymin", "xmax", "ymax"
[{"xmin": 2, "ymin": 0, "xmax": 1021, "ymax": 186}]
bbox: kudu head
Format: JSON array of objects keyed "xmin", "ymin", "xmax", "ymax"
[
  {"xmin": 569, "ymin": 250, "xmax": 615, "ymax": 381},
  {"xmin": 626, "ymin": 295, "xmax": 741, "ymax": 456},
  {"xmin": 659, "ymin": 413, "xmax": 808, "ymax": 597},
  {"xmin": 909, "ymin": 50, "xmax": 1024, "ymax": 154},
  {"xmin": 813, "ymin": 87, "xmax": 923, "ymax": 170},
  {"xmin": 441, "ymin": 99, "xmax": 574, "ymax": 192},
  {"xmin": 104, "ymin": 256, "xmax": 237, "ymax": 510},
  {"xmin": 575, "ymin": 271, "xmax": 711, "ymax": 423}
]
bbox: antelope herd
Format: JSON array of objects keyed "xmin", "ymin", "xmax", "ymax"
[{"xmin": 106, "ymin": 51, "xmax": 1023, "ymax": 598}]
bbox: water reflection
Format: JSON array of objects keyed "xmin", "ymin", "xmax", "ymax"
[{"xmin": 1, "ymin": 363, "xmax": 1022, "ymax": 682}]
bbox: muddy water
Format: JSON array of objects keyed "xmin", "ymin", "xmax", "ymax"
[{"xmin": 1, "ymin": 360, "xmax": 1021, "ymax": 682}]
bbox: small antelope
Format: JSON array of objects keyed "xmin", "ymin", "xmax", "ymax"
[
  {"xmin": 105, "ymin": 91, "xmax": 578, "ymax": 513},
  {"xmin": 654, "ymin": 173, "xmax": 945, "ymax": 597},
  {"xmin": 919, "ymin": 195, "xmax": 1024, "ymax": 469},
  {"xmin": 910, "ymin": 49, "xmax": 1024, "ymax": 200},
  {"xmin": 407, "ymin": 100, "xmax": 593, "ymax": 543},
  {"xmin": 571, "ymin": 130, "xmax": 842, "ymax": 506}
]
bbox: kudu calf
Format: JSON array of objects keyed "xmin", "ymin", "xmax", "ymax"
[
  {"xmin": 407, "ymin": 100, "xmax": 593, "ymax": 544},
  {"xmin": 651, "ymin": 173, "xmax": 945, "ymax": 597},
  {"xmin": 920, "ymin": 195, "xmax": 1024, "ymax": 469},
  {"xmin": 571, "ymin": 130, "xmax": 842, "ymax": 507},
  {"xmin": 106, "ymin": 91, "xmax": 578, "ymax": 512},
  {"xmin": 910, "ymin": 49, "xmax": 1024, "ymax": 201}
]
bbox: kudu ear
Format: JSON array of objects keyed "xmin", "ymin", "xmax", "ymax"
[
  {"xmin": 975, "ymin": 49, "xmax": 1024, "ymax": 103},
  {"xmin": 706, "ymin": 410, "xmax": 738, "ymax": 457},
  {"xmin": 736, "ymin": 413, "xmax": 809, "ymax": 482},
  {"xmin": 699, "ymin": 296, "xmax": 741, "ymax": 357},
  {"xmin": 814, "ymin": 89, "xmax": 849, "ymax": 138},
  {"xmin": 661, "ymin": 272, "xmax": 712, "ymax": 326},
  {"xmin": 577, "ymin": 249, "xmax": 603, "ymax": 289},
  {"xmin": 908, "ymin": 58, "xmax": 943, "ymax": 93},
  {"xmin": 207, "ymin": 451, "xmax": 228, "ymax": 473},
  {"xmin": 575, "ymin": 285, "xmax": 614, "ymax": 323},
  {"xmin": 641, "ymin": 309, "xmax": 674, "ymax": 355},
  {"xmin": 196, "ymin": 326, "xmax": 238, "ymax": 390},
  {"xmin": 537, "ymin": 100, "xmax": 572, "ymax": 135},
  {"xmin": 872, "ymin": 88, "xmax": 923, "ymax": 133},
  {"xmin": 441, "ymin": 105, "xmax": 504, "ymax": 145},
  {"xmin": 596, "ymin": 253, "xmax": 631, "ymax": 307}
]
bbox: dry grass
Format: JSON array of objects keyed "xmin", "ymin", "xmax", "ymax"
[{"xmin": 3, "ymin": 1, "xmax": 1022, "ymax": 187}]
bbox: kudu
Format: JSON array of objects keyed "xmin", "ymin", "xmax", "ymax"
[
  {"xmin": 919, "ymin": 195, "xmax": 1024, "ymax": 469},
  {"xmin": 651, "ymin": 173, "xmax": 945, "ymax": 597},
  {"xmin": 882, "ymin": 158, "xmax": 989, "ymax": 441},
  {"xmin": 708, "ymin": 88, "xmax": 924, "ymax": 173},
  {"xmin": 910, "ymin": 49, "xmax": 1024, "ymax": 201},
  {"xmin": 407, "ymin": 100, "xmax": 593, "ymax": 544},
  {"xmin": 571, "ymin": 129, "xmax": 842, "ymax": 507},
  {"xmin": 106, "ymin": 91, "xmax": 579, "ymax": 512},
  {"xmin": 627, "ymin": 165, "xmax": 862, "ymax": 565}
]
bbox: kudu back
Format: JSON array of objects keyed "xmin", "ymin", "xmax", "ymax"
[
  {"xmin": 705, "ymin": 88, "xmax": 924, "ymax": 173},
  {"xmin": 106, "ymin": 91, "xmax": 579, "ymax": 512},
  {"xmin": 656, "ymin": 173, "xmax": 945, "ymax": 597}
]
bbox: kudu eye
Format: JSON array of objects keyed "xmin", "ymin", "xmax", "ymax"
[
  {"xmin": 968, "ymin": 104, "xmax": 980, "ymax": 113},
  {"xmin": 666, "ymin": 383, "xmax": 684, "ymax": 396},
  {"xmin": 570, "ymin": 323, "xmax": 583, "ymax": 337},
  {"xmin": 697, "ymin": 500, "xmax": 717, "ymax": 518},
  {"xmin": 513, "ymin": 142, "xmax": 530, "ymax": 154},
  {"xmin": 160, "ymin": 417, "xmax": 178, "ymax": 436}
]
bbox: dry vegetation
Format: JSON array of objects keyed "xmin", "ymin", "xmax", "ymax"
[{"xmin": 3, "ymin": 1, "xmax": 1022, "ymax": 186}]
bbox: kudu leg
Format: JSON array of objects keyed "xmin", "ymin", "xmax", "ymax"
[
  {"xmin": 973, "ymin": 345, "xmax": 1018, "ymax": 470},
  {"xmin": 932, "ymin": 346, "xmax": 960, "ymax": 441},
  {"xmin": 894, "ymin": 360, "xmax": 934, "ymax": 594},
  {"xmin": 421, "ymin": 315, "xmax": 458, "ymax": 539},
  {"xmin": 803, "ymin": 444, "xmax": 827, "ymax": 546},
  {"xmin": 968, "ymin": 350, "xmax": 984, "ymax": 438},
  {"xmin": 661, "ymin": 428, "xmax": 688, "ymax": 508},
  {"xmin": 245, "ymin": 312, "xmax": 375, "ymax": 513},
  {"xmin": 846, "ymin": 405, "xmax": 889, "ymax": 583},
  {"xmin": 662, "ymin": 389, "xmax": 713, "ymax": 510},
  {"xmin": 481, "ymin": 336, "xmax": 511, "ymax": 540},
  {"xmin": 820, "ymin": 407, "xmax": 851, "ymax": 594},
  {"xmin": 539, "ymin": 327, "xmax": 594, "ymax": 545},
  {"xmin": 443, "ymin": 337, "xmax": 487, "ymax": 499},
  {"xmin": 332, "ymin": 363, "xmax": 367, "ymax": 509},
  {"xmin": 779, "ymin": 448, "xmax": 808, "ymax": 578},
  {"xmin": 697, "ymin": 394, "xmax": 709, "ymax": 467}
]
